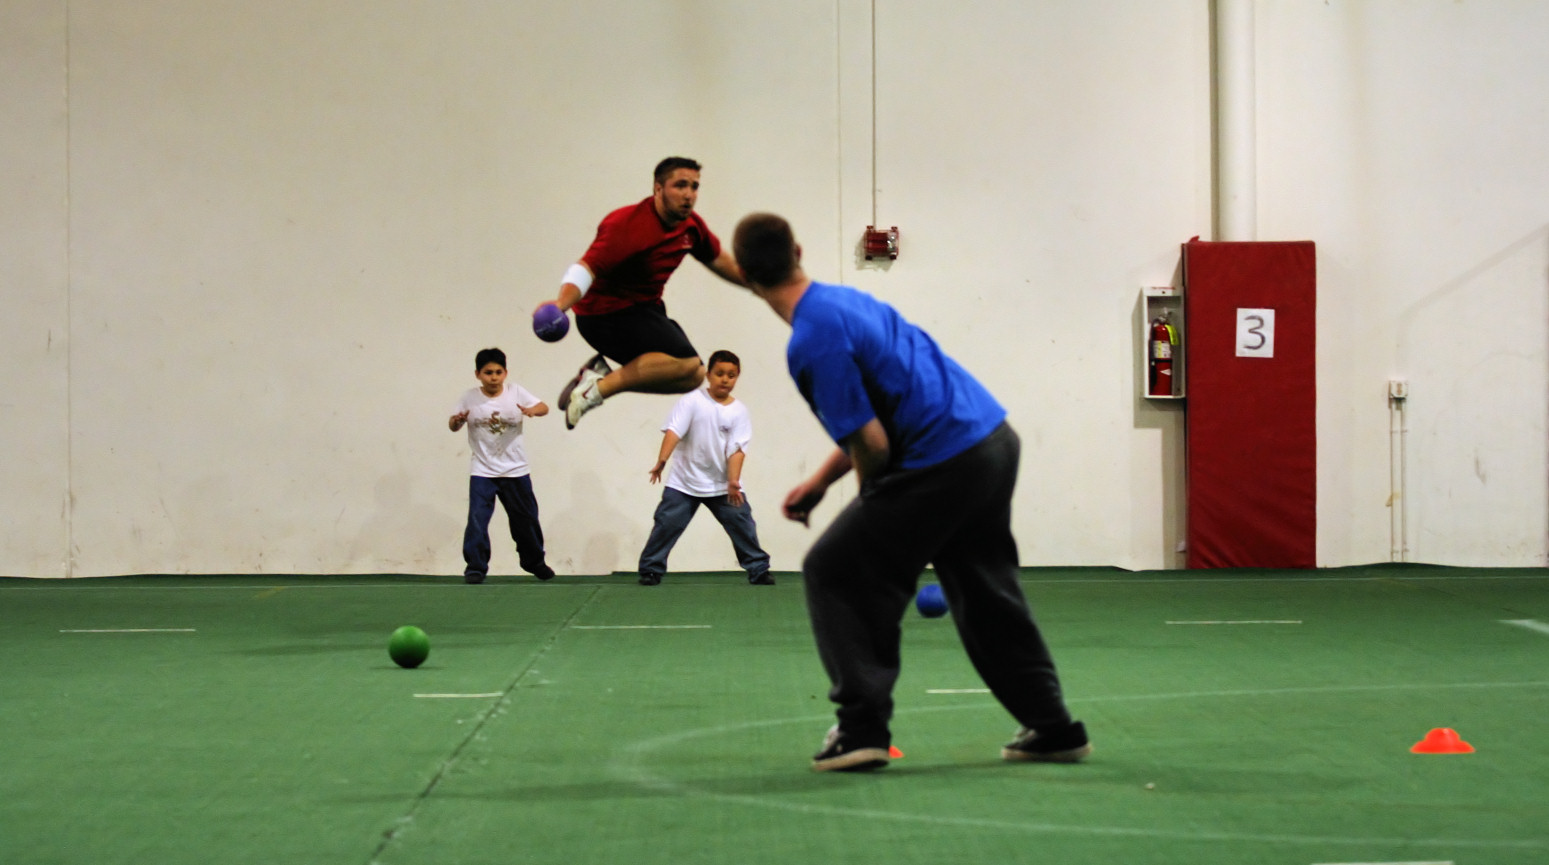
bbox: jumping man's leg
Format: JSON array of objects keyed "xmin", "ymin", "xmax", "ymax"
[
  {"xmin": 563, "ymin": 303, "xmax": 702, "ymax": 428},
  {"xmin": 599, "ymin": 353, "xmax": 704, "ymax": 397}
]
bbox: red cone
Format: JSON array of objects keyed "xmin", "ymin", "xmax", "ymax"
[{"xmin": 1410, "ymin": 727, "xmax": 1475, "ymax": 754}]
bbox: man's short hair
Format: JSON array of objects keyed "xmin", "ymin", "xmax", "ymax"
[
  {"xmin": 733, "ymin": 213, "xmax": 798, "ymax": 288},
  {"xmin": 475, "ymin": 347, "xmax": 507, "ymax": 371},
  {"xmin": 706, "ymin": 349, "xmax": 741, "ymax": 371},
  {"xmin": 654, "ymin": 156, "xmax": 702, "ymax": 185}
]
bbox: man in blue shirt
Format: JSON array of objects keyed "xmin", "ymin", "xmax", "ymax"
[{"xmin": 732, "ymin": 212, "xmax": 1090, "ymax": 772}]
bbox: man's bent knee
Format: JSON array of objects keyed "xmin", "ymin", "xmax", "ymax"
[{"xmin": 679, "ymin": 359, "xmax": 706, "ymax": 390}]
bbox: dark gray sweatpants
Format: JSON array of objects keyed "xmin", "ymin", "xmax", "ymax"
[{"xmin": 801, "ymin": 422, "xmax": 1074, "ymax": 746}]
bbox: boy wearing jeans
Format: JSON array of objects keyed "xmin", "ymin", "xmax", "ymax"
[
  {"xmin": 637, "ymin": 349, "xmax": 773, "ymax": 586},
  {"xmin": 449, "ymin": 348, "xmax": 556, "ymax": 584}
]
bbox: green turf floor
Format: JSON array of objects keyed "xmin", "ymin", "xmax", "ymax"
[{"xmin": 2, "ymin": 566, "xmax": 1545, "ymax": 864}]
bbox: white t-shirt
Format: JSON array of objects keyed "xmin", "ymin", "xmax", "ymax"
[
  {"xmin": 453, "ymin": 384, "xmax": 543, "ymax": 478},
  {"xmin": 662, "ymin": 386, "xmax": 753, "ymax": 497}
]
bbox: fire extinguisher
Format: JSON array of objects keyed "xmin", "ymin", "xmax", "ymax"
[{"xmin": 1149, "ymin": 314, "xmax": 1176, "ymax": 396}]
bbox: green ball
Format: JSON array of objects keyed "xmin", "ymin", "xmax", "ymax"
[{"xmin": 388, "ymin": 625, "xmax": 430, "ymax": 668}]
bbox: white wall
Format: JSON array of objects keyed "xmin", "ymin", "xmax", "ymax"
[
  {"xmin": 1257, "ymin": 1, "xmax": 1549, "ymax": 566},
  {"xmin": 0, "ymin": 0, "xmax": 70, "ymax": 575},
  {"xmin": 1, "ymin": 1, "xmax": 1545, "ymax": 577},
  {"xmin": 866, "ymin": 2, "xmax": 1209, "ymax": 567}
]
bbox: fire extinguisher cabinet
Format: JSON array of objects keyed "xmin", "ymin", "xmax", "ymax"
[{"xmin": 1142, "ymin": 286, "xmax": 1185, "ymax": 399}]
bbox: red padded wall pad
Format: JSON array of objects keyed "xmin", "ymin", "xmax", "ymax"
[{"xmin": 1184, "ymin": 240, "xmax": 1317, "ymax": 568}]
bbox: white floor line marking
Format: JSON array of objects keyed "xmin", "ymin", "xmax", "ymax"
[
  {"xmin": 927, "ymin": 688, "xmax": 990, "ymax": 694},
  {"xmin": 1502, "ymin": 618, "xmax": 1549, "ymax": 636},
  {"xmin": 59, "ymin": 628, "xmax": 197, "ymax": 633},
  {"xmin": 612, "ymin": 679, "xmax": 1549, "ymax": 850},
  {"xmin": 569, "ymin": 624, "xmax": 711, "ymax": 630},
  {"xmin": 1166, "ymin": 620, "xmax": 1303, "ymax": 625},
  {"xmin": 414, "ymin": 693, "xmax": 504, "ymax": 699}
]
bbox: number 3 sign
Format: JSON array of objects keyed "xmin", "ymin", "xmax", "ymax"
[{"xmin": 1236, "ymin": 308, "xmax": 1275, "ymax": 358}]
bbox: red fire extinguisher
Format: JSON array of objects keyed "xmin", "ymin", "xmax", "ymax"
[{"xmin": 1149, "ymin": 315, "xmax": 1175, "ymax": 396}]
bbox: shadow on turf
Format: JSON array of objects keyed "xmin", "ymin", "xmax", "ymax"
[
  {"xmin": 327, "ymin": 761, "xmax": 1142, "ymax": 807},
  {"xmin": 227, "ymin": 629, "xmax": 550, "ymax": 657}
]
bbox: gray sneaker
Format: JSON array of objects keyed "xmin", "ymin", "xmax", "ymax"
[{"xmin": 1001, "ymin": 721, "xmax": 1092, "ymax": 763}]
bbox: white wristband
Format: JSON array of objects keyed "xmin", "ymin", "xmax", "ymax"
[{"xmin": 563, "ymin": 263, "xmax": 594, "ymax": 297}]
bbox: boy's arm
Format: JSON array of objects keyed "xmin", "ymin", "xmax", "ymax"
[
  {"xmin": 449, "ymin": 410, "xmax": 470, "ymax": 432},
  {"xmin": 521, "ymin": 400, "xmax": 549, "ymax": 417},
  {"xmin": 648, "ymin": 430, "xmax": 681, "ymax": 484},
  {"xmin": 726, "ymin": 449, "xmax": 746, "ymax": 506}
]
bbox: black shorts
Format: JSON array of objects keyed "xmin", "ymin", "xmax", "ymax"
[{"xmin": 575, "ymin": 301, "xmax": 699, "ymax": 365}]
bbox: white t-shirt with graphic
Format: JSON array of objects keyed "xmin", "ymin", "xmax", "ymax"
[
  {"xmin": 453, "ymin": 384, "xmax": 543, "ymax": 478},
  {"xmin": 661, "ymin": 386, "xmax": 753, "ymax": 497}
]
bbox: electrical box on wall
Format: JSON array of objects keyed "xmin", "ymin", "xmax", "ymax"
[
  {"xmin": 863, "ymin": 226, "xmax": 899, "ymax": 260},
  {"xmin": 1143, "ymin": 286, "xmax": 1185, "ymax": 399}
]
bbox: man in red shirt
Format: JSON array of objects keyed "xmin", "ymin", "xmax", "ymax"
[{"xmin": 538, "ymin": 157, "xmax": 746, "ymax": 429}]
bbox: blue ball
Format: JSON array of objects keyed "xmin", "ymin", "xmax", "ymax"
[
  {"xmin": 533, "ymin": 304, "xmax": 569, "ymax": 342},
  {"xmin": 915, "ymin": 583, "xmax": 948, "ymax": 618}
]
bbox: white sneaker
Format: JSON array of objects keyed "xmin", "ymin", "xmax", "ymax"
[
  {"xmin": 563, "ymin": 369, "xmax": 605, "ymax": 429},
  {"xmin": 557, "ymin": 355, "xmax": 610, "ymax": 430}
]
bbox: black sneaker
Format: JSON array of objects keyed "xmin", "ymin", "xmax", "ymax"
[
  {"xmin": 1001, "ymin": 720, "xmax": 1092, "ymax": 763},
  {"xmin": 748, "ymin": 573, "xmax": 776, "ymax": 586},
  {"xmin": 533, "ymin": 566, "xmax": 556, "ymax": 582},
  {"xmin": 464, "ymin": 573, "xmax": 486, "ymax": 585},
  {"xmin": 638, "ymin": 574, "xmax": 661, "ymax": 586},
  {"xmin": 811, "ymin": 725, "xmax": 890, "ymax": 772}
]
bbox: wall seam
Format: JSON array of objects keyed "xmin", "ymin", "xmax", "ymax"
[{"xmin": 64, "ymin": 0, "xmax": 74, "ymax": 578}]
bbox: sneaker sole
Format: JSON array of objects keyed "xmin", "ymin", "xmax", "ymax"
[
  {"xmin": 557, "ymin": 373, "xmax": 584, "ymax": 425},
  {"xmin": 811, "ymin": 747, "xmax": 890, "ymax": 773},
  {"xmin": 1001, "ymin": 742, "xmax": 1093, "ymax": 763}
]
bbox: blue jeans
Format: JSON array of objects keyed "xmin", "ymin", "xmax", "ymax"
[
  {"xmin": 463, "ymin": 475, "xmax": 548, "ymax": 577},
  {"xmin": 638, "ymin": 487, "xmax": 771, "ymax": 581}
]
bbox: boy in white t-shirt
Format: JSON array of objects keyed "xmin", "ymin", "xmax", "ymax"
[
  {"xmin": 638, "ymin": 349, "xmax": 773, "ymax": 586},
  {"xmin": 449, "ymin": 348, "xmax": 556, "ymax": 584}
]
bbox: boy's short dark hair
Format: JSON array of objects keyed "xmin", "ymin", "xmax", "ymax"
[
  {"xmin": 706, "ymin": 349, "xmax": 740, "ymax": 371},
  {"xmin": 654, "ymin": 156, "xmax": 702, "ymax": 185},
  {"xmin": 732, "ymin": 213, "xmax": 798, "ymax": 287},
  {"xmin": 475, "ymin": 347, "xmax": 507, "ymax": 371}
]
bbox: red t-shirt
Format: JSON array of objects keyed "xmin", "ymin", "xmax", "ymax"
[{"xmin": 574, "ymin": 197, "xmax": 722, "ymax": 316}]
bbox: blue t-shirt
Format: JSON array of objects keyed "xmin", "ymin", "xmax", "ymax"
[{"xmin": 787, "ymin": 281, "xmax": 1006, "ymax": 471}]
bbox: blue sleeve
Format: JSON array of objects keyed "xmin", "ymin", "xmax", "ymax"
[{"xmin": 791, "ymin": 311, "xmax": 876, "ymax": 445}]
